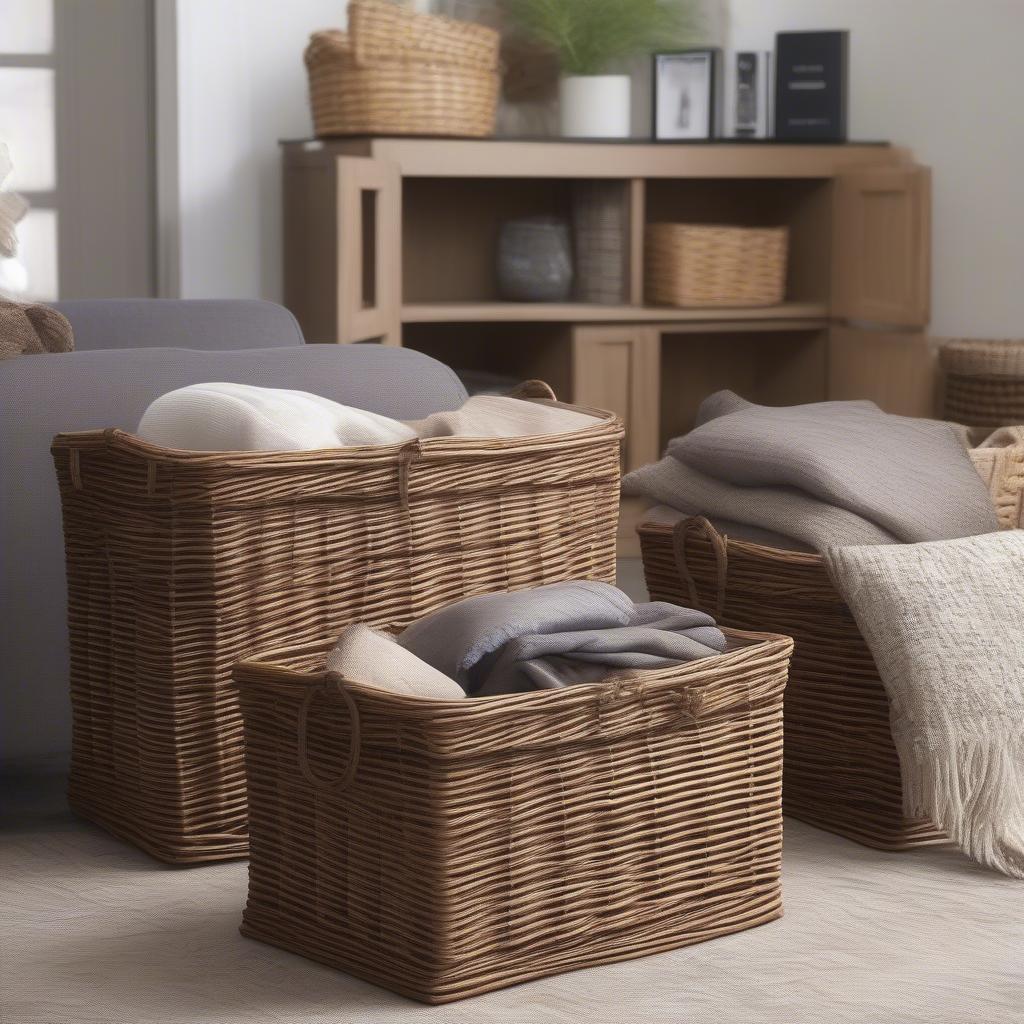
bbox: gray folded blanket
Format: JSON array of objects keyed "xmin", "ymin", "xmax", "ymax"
[
  {"xmin": 624, "ymin": 390, "xmax": 998, "ymax": 551},
  {"xmin": 398, "ymin": 581, "xmax": 727, "ymax": 697}
]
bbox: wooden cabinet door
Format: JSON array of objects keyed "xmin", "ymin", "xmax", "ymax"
[
  {"xmin": 832, "ymin": 164, "xmax": 931, "ymax": 327},
  {"xmin": 828, "ymin": 325, "xmax": 939, "ymax": 417},
  {"xmin": 571, "ymin": 325, "xmax": 660, "ymax": 472}
]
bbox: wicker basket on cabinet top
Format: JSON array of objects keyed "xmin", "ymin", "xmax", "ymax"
[
  {"xmin": 645, "ymin": 224, "xmax": 788, "ymax": 308},
  {"xmin": 941, "ymin": 339, "xmax": 1024, "ymax": 428},
  {"xmin": 51, "ymin": 386, "xmax": 622, "ymax": 864},
  {"xmin": 234, "ymin": 628, "xmax": 792, "ymax": 1003},
  {"xmin": 304, "ymin": 1, "xmax": 500, "ymax": 138}
]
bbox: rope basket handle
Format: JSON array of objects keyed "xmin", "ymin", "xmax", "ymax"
[
  {"xmin": 508, "ymin": 379, "xmax": 557, "ymax": 402},
  {"xmin": 296, "ymin": 673, "xmax": 362, "ymax": 795},
  {"xmin": 593, "ymin": 672, "xmax": 706, "ymax": 734},
  {"xmin": 672, "ymin": 516, "xmax": 729, "ymax": 619}
]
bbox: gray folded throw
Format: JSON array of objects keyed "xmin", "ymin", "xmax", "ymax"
[
  {"xmin": 624, "ymin": 390, "xmax": 998, "ymax": 550},
  {"xmin": 398, "ymin": 581, "xmax": 727, "ymax": 697}
]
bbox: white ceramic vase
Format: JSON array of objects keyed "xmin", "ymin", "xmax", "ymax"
[{"xmin": 559, "ymin": 75, "xmax": 631, "ymax": 139}]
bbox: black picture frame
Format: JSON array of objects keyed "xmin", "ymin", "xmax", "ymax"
[{"xmin": 652, "ymin": 49, "xmax": 720, "ymax": 140}]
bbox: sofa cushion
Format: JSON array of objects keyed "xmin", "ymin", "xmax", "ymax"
[
  {"xmin": 0, "ymin": 342, "xmax": 467, "ymax": 766},
  {"xmin": 50, "ymin": 299, "xmax": 305, "ymax": 351}
]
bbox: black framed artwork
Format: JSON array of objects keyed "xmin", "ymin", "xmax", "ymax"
[
  {"xmin": 774, "ymin": 30, "xmax": 849, "ymax": 140},
  {"xmin": 652, "ymin": 49, "xmax": 721, "ymax": 140}
]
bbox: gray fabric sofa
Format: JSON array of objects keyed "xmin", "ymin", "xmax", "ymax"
[
  {"xmin": 51, "ymin": 299, "xmax": 305, "ymax": 351},
  {"xmin": 0, "ymin": 300, "xmax": 467, "ymax": 773}
]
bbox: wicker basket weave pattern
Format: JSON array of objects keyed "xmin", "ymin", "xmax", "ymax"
[
  {"xmin": 640, "ymin": 517, "xmax": 945, "ymax": 850},
  {"xmin": 52, "ymin": 396, "xmax": 622, "ymax": 863},
  {"xmin": 234, "ymin": 630, "xmax": 791, "ymax": 1003},
  {"xmin": 970, "ymin": 429, "xmax": 1024, "ymax": 530},
  {"xmin": 942, "ymin": 339, "xmax": 1024, "ymax": 428},
  {"xmin": 305, "ymin": 2, "xmax": 499, "ymax": 138},
  {"xmin": 645, "ymin": 224, "xmax": 788, "ymax": 308}
]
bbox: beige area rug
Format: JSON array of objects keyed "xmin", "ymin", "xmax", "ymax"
[{"xmin": 2, "ymin": 775, "xmax": 1022, "ymax": 1024}]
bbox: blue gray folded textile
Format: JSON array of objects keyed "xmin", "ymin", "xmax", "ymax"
[
  {"xmin": 398, "ymin": 581, "xmax": 728, "ymax": 697},
  {"xmin": 624, "ymin": 390, "xmax": 998, "ymax": 551}
]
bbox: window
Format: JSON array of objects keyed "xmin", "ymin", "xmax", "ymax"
[{"xmin": 0, "ymin": 0, "xmax": 58, "ymax": 299}]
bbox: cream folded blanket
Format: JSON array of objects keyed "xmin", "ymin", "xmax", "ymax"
[
  {"xmin": 824, "ymin": 532, "xmax": 1024, "ymax": 878},
  {"xmin": 624, "ymin": 390, "xmax": 998, "ymax": 550},
  {"xmin": 137, "ymin": 383, "xmax": 599, "ymax": 451},
  {"xmin": 325, "ymin": 623, "xmax": 465, "ymax": 700},
  {"xmin": 411, "ymin": 394, "xmax": 599, "ymax": 439},
  {"xmin": 138, "ymin": 382, "xmax": 418, "ymax": 451}
]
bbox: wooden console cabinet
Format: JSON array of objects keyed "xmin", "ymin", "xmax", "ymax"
[{"xmin": 282, "ymin": 138, "xmax": 933, "ymax": 551}]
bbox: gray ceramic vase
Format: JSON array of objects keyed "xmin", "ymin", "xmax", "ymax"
[{"xmin": 496, "ymin": 217, "xmax": 573, "ymax": 302}]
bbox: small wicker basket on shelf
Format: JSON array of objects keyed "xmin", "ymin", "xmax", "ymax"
[
  {"xmin": 941, "ymin": 339, "xmax": 1024, "ymax": 428},
  {"xmin": 305, "ymin": 1, "xmax": 500, "ymax": 138},
  {"xmin": 645, "ymin": 224, "xmax": 788, "ymax": 308}
]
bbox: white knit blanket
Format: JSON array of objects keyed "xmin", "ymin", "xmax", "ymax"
[
  {"xmin": 825, "ymin": 532, "xmax": 1024, "ymax": 878},
  {"xmin": 137, "ymin": 383, "xmax": 599, "ymax": 451}
]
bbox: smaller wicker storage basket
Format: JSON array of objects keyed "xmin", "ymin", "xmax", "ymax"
[
  {"xmin": 942, "ymin": 339, "xmax": 1024, "ymax": 428},
  {"xmin": 640, "ymin": 516, "xmax": 945, "ymax": 851},
  {"xmin": 645, "ymin": 224, "xmax": 788, "ymax": 308},
  {"xmin": 305, "ymin": 1, "xmax": 499, "ymax": 138},
  {"xmin": 235, "ymin": 628, "xmax": 792, "ymax": 1003},
  {"xmin": 639, "ymin": 430, "xmax": 1024, "ymax": 851}
]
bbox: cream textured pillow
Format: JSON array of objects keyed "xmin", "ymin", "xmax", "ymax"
[
  {"xmin": 325, "ymin": 624, "xmax": 465, "ymax": 700},
  {"xmin": 824, "ymin": 532, "xmax": 1024, "ymax": 877}
]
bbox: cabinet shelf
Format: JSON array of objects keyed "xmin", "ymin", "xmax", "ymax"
[{"xmin": 401, "ymin": 301, "xmax": 830, "ymax": 326}]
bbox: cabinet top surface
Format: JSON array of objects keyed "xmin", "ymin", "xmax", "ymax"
[
  {"xmin": 282, "ymin": 135, "xmax": 889, "ymax": 147},
  {"xmin": 282, "ymin": 136, "xmax": 905, "ymax": 179}
]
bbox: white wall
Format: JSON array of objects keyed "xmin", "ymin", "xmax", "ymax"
[
  {"xmin": 170, "ymin": 0, "xmax": 340, "ymax": 302},
  {"xmin": 727, "ymin": 0, "xmax": 1024, "ymax": 337},
  {"xmin": 167, "ymin": 0, "xmax": 1024, "ymax": 339}
]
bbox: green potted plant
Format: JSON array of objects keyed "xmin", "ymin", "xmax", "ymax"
[{"xmin": 503, "ymin": 0, "xmax": 699, "ymax": 138}]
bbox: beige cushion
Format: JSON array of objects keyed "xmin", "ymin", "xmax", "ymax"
[{"xmin": 325, "ymin": 623, "xmax": 465, "ymax": 700}]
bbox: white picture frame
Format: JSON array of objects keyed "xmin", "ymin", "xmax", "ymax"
[{"xmin": 652, "ymin": 50, "xmax": 719, "ymax": 140}]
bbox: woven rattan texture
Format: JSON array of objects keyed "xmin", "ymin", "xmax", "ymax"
[
  {"xmin": 942, "ymin": 340, "xmax": 1024, "ymax": 427},
  {"xmin": 304, "ymin": 2, "xmax": 499, "ymax": 138},
  {"xmin": 970, "ymin": 437, "xmax": 1024, "ymax": 530},
  {"xmin": 52, "ymin": 400, "xmax": 622, "ymax": 863},
  {"xmin": 639, "ymin": 519, "xmax": 946, "ymax": 851},
  {"xmin": 234, "ymin": 630, "xmax": 791, "ymax": 1003},
  {"xmin": 645, "ymin": 224, "xmax": 788, "ymax": 308}
]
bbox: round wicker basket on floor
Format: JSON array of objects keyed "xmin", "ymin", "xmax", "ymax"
[
  {"xmin": 305, "ymin": 1, "xmax": 499, "ymax": 138},
  {"xmin": 941, "ymin": 339, "xmax": 1024, "ymax": 428}
]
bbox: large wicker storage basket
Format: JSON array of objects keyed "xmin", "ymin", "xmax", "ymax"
[
  {"xmin": 941, "ymin": 339, "xmax": 1024, "ymax": 428},
  {"xmin": 645, "ymin": 224, "xmax": 788, "ymax": 307},
  {"xmin": 234, "ymin": 628, "xmax": 792, "ymax": 1003},
  {"xmin": 51, "ymin": 387, "xmax": 622, "ymax": 863},
  {"xmin": 640, "ymin": 434, "xmax": 1024, "ymax": 851},
  {"xmin": 305, "ymin": 1, "xmax": 499, "ymax": 138}
]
